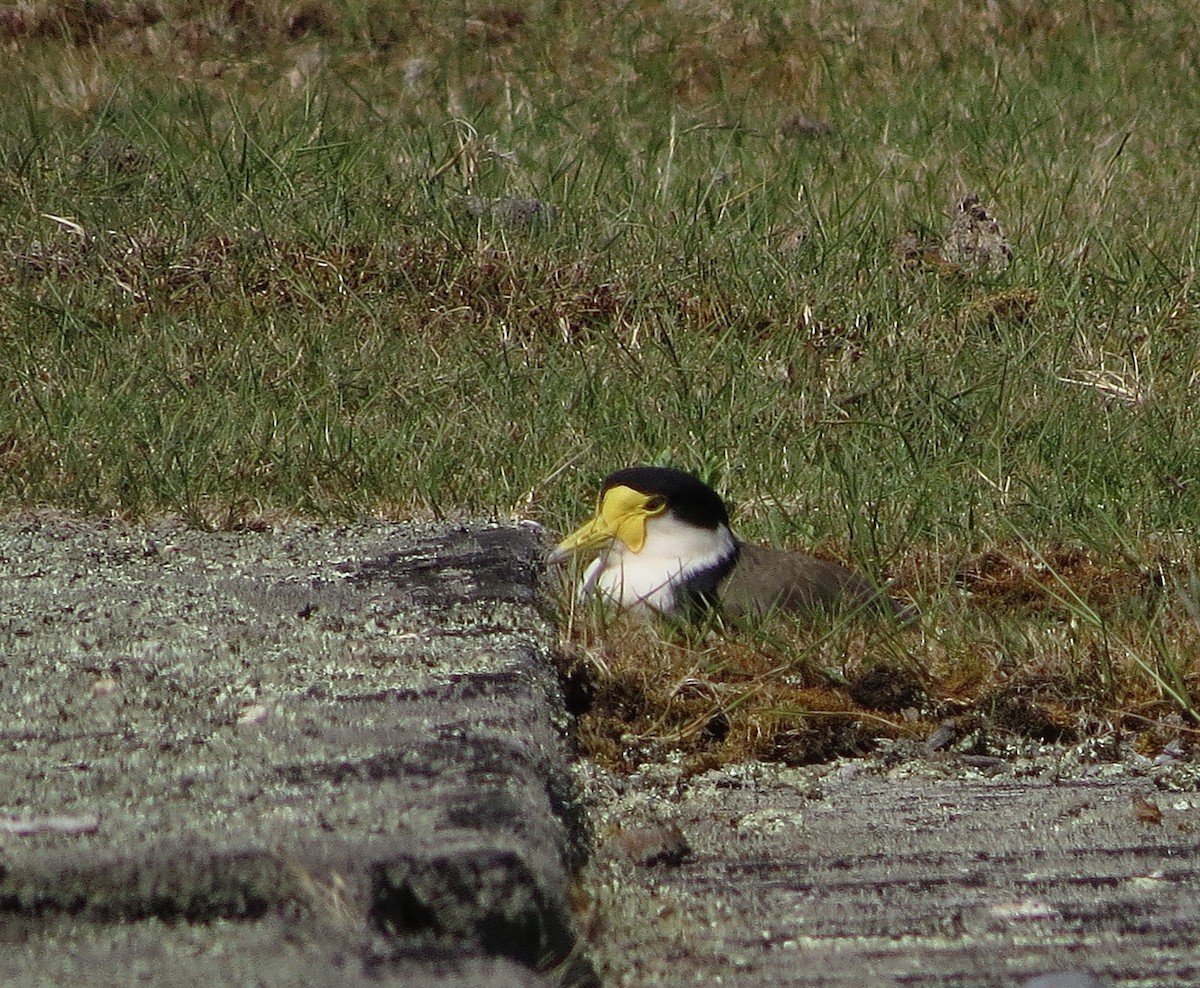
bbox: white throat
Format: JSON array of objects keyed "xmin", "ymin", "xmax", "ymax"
[{"xmin": 578, "ymin": 514, "xmax": 737, "ymax": 617}]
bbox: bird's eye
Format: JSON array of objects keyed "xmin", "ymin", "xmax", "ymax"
[{"xmin": 644, "ymin": 496, "xmax": 666, "ymax": 513}]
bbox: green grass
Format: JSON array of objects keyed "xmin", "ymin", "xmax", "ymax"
[{"xmin": 2, "ymin": 0, "xmax": 1199, "ymax": 748}]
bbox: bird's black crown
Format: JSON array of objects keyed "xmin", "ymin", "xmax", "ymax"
[{"xmin": 600, "ymin": 466, "xmax": 730, "ymax": 531}]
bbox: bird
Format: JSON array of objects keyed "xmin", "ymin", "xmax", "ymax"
[{"xmin": 549, "ymin": 465, "xmax": 903, "ymax": 623}]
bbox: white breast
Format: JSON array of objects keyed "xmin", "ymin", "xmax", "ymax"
[{"xmin": 578, "ymin": 514, "xmax": 736, "ymax": 617}]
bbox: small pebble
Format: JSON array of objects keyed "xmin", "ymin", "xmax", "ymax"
[{"xmin": 613, "ymin": 823, "xmax": 693, "ymax": 867}]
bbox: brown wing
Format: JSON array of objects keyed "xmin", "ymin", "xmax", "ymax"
[{"xmin": 717, "ymin": 542, "xmax": 898, "ymax": 622}]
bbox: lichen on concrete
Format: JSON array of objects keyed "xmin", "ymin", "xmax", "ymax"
[{"xmin": 0, "ymin": 515, "xmax": 594, "ymax": 987}]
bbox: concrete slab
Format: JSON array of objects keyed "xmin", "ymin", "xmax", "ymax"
[
  {"xmin": 585, "ymin": 757, "xmax": 1200, "ymax": 987},
  {"xmin": 0, "ymin": 516, "xmax": 595, "ymax": 987}
]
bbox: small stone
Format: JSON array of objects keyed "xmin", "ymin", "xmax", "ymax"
[
  {"xmin": 778, "ymin": 112, "xmax": 834, "ymax": 139},
  {"xmin": 612, "ymin": 823, "xmax": 693, "ymax": 867},
  {"xmin": 462, "ymin": 196, "xmax": 560, "ymax": 230},
  {"xmin": 1131, "ymin": 792, "xmax": 1163, "ymax": 825},
  {"xmin": 924, "ymin": 720, "xmax": 959, "ymax": 752},
  {"xmin": 942, "ymin": 193, "xmax": 1012, "ymax": 276},
  {"xmin": 236, "ymin": 703, "xmax": 270, "ymax": 725}
]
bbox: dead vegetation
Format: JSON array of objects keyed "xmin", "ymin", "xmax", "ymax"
[{"xmin": 556, "ymin": 541, "xmax": 1200, "ymax": 774}]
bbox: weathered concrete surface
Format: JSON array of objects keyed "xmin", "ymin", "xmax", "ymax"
[
  {"xmin": 0, "ymin": 516, "xmax": 595, "ymax": 987},
  {"xmin": 5, "ymin": 517, "xmax": 1200, "ymax": 988},
  {"xmin": 584, "ymin": 756, "xmax": 1200, "ymax": 987}
]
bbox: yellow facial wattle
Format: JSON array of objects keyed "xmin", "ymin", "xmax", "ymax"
[{"xmin": 552, "ymin": 484, "xmax": 668, "ymax": 558}]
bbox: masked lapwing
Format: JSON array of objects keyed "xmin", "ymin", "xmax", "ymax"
[{"xmin": 550, "ymin": 466, "xmax": 904, "ymax": 623}]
